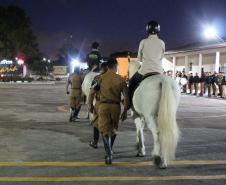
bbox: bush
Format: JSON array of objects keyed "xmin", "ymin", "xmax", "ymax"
[{"xmin": 0, "ymin": 76, "xmax": 34, "ymax": 82}]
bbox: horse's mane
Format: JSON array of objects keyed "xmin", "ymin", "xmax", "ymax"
[{"xmin": 128, "ymin": 60, "xmax": 141, "ymax": 79}]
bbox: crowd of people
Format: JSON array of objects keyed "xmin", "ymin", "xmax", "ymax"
[{"xmin": 175, "ymin": 71, "xmax": 226, "ymax": 99}]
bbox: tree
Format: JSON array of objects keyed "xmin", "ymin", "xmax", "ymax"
[
  {"xmin": 0, "ymin": 5, "xmax": 44, "ymax": 74},
  {"xmin": 55, "ymin": 43, "xmax": 79, "ymax": 66}
]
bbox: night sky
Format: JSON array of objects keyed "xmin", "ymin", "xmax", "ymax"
[{"xmin": 1, "ymin": 0, "xmax": 226, "ymax": 59}]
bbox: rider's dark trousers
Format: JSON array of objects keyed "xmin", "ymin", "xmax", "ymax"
[{"xmin": 129, "ymin": 72, "xmax": 143, "ymax": 106}]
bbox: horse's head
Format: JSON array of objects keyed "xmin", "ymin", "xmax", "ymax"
[{"xmin": 128, "ymin": 60, "xmax": 141, "ymax": 79}]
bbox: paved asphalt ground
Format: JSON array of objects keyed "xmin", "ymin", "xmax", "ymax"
[{"xmin": 0, "ymin": 82, "xmax": 226, "ymax": 185}]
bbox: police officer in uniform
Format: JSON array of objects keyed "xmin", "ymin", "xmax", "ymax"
[
  {"xmin": 188, "ymin": 73, "xmax": 194, "ymax": 94},
  {"xmin": 211, "ymin": 72, "xmax": 218, "ymax": 96},
  {"xmin": 199, "ymin": 72, "xmax": 206, "ymax": 96},
  {"xmin": 88, "ymin": 62, "xmax": 108, "ymax": 149},
  {"xmin": 89, "ymin": 58, "xmax": 129, "ymax": 164},
  {"xmin": 205, "ymin": 72, "xmax": 212, "ymax": 97},
  {"xmin": 66, "ymin": 67, "xmax": 83, "ymax": 122},
  {"xmin": 193, "ymin": 73, "xmax": 200, "ymax": 95},
  {"xmin": 129, "ymin": 21, "xmax": 165, "ymax": 105},
  {"xmin": 86, "ymin": 42, "xmax": 102, "ymax": 72}
]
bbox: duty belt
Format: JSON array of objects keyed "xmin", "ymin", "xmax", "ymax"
[{"xmin": 100, "ymin": 100, "xmax": 120, "ymax": 105}]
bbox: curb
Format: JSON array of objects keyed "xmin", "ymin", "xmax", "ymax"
[{"xmin": 0, "ymin": 81, "xmax": 55, "ymax": 85}]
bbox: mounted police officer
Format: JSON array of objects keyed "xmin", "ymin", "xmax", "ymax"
[
  {"xmin": 129, "ymin": 20, "xmax": 165, "ymax": 106},
  {"xmin": 66, "ymin": 67, "xmax": 83, "ymax": 122},
  {"xmin": 89, "ymin": 58, "xmax": 129, "ymax": 164},
  {"xmin": 86, "ymin": 42, "xmax": 102, "ymax": 72}
]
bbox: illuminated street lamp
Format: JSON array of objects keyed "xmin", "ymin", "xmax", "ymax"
[
  {"xmin": 203, "ymin": 26, "xmax": 218, "ymax": 40},
  {"xmin": 70, "ymin": 59, "xmax": 80, "ymax": 73},
  {"xmin": 16, "ymin": 58, "xmax": 26, "ymax": 77},
  {"xmin": 17, "ymin": 59, "xmax": 24, "ymax": 65}
]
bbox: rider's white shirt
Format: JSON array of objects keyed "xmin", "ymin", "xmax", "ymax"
[{"xmin": 137, "ymin": 34, "xmax": 165, "ymax": 75}]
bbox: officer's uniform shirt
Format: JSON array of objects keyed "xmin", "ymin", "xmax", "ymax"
[
  {"xmin": 188, "ymin": 76, "xmax": 194, "ymax": 84},
  {"xmin": 138, "ymin": 34, "xmax": 165, "ymax": 75},
  {"xmin": 193, "ymin": 75, "xmax": 200, "ymax": 83},
  {"xmin": 69, "ymin": 73, "xmax": 82, "ymax": 97},
  {"xmin": 97, "ymin": 69, "xmax": 129, "ymax": 107},
  {"xmin": 94, "ymin": 69, "xmax": 129, "ymax": 135}
]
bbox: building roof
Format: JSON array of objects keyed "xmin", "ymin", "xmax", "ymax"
[{"xmin": 166, "ymin": 38, "xmax": 226, "ymax": 55}]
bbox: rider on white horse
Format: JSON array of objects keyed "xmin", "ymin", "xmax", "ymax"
[
  {"xmin": 129, "ymin": 20, "xmax": 165, "ymax": 105},
  {"xmin": 128, "ymin": 21, "xmax": 180, "ymax": 169}
]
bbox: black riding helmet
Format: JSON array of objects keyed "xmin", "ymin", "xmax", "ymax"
[
  {"xmin": 91, "ymin": 42, "xmax": 100, "ymax": 49},
  {"xmin": 146, "ymin": 21, "xmax": 160, "ymax": 34}
]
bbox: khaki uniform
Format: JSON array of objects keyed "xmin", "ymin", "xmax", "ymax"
[
  {"xmin": 95, "ymin": 70, "xmax": 129, "ymax": 135},
  {"xmin": 69, "ymin": 74, "xmax": 82, "ymax": 109}
]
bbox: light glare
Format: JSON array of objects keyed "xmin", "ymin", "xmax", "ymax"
[{"xmin": 203, "ymin": 26, "xmax": 217, "ymax": 39}]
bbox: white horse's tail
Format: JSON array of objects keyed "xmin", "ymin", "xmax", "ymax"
[{"xmin": 157, "ymin": 78, "xmax": 180, "ymax": 165}]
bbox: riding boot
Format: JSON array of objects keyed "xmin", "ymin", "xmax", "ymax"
[
  {"xmin": 89, "ymin": 127, "xmax": 99, "ymax": 149},
  {"xmin": 102, "ymin": 135, "xmax": 112, "ymax": 165},
  {"xmin": 73, "ymin": 106, "xmax": 81, "ymax": 118}
]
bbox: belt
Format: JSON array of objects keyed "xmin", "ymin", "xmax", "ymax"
[
  {"xmin": 71, "ymin": 88, "xmax": 81, "ymax": 90},
  {"xmin": 100, "ymin": 100, "xmax": 120, "ymax": 105}
]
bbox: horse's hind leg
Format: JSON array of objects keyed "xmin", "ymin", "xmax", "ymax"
[
  {"xmin": 146, "ymin": 116, "xmax": 166, "ymax": 169},
  {"xmin": 134, "ymin": 117, "xmax": 146, "ymax": 157}
]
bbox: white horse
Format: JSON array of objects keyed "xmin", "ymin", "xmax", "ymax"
[
  {"xmin": 129, "ymin": 60, "xmax": 181, "ymax": 169},
  {"xmin": 82, "ymin": 71, "xmax": 99, "ymax": 120}
]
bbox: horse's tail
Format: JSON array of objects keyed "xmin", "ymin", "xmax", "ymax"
[{"xmin": 157, "ymin": 78, "xmax": 180, "ymax": 165}]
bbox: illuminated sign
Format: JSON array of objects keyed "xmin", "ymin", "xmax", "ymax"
[
  {"xmin": 0, "ymin": 59, "xmax": 13, "ymax": 65},
  {"xmin": 0, "ymin": 66, "xmax": 17, "ymax": 73}
]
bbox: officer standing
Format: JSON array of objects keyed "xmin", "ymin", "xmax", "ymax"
[
  {"xmin": 88, "ymin": 62, "xmax": 108, "ymax": 149},
  {"xmin": 199, "ymin": 72, "xmax": 206, "ymax": 96},
  {"xmin": 66, "ymin": 67, "xmax": 83, "ymax": 122},
  {"xmin": 193, "ymin": 73, "xmax": 200, "ymax": 95},
  {"xmin": 205, "ymin": 72, "xmax": 212, "ymax": 97},
  {"xmin": 89, "ymin": 58, "xmax": 129, "ymax": 164},
  {"xmin": 188, "ymin": 73, "xmax": 194, "ymax": 94},
  {"xmin": 86, "ymin": 42, "xmax": 102, "ymax": 72},
  {"xmin": 129, "ymin": 20, "xmax": 165, "ymax": 105},
  {"xmin": 211, "ymin": 72, "xmax": 218, "ymax": 96}
]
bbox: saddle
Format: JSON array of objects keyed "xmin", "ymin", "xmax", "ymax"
[{"xmin": 130, "ymin": 72, "xmax": 160, "ymax": 108}]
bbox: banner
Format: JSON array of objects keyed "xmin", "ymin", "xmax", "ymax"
[{"xmin": 53, "ymin": 66, "xmax": 67, "ymax": 75}]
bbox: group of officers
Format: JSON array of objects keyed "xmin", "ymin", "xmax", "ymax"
[
  {"xmin": 65, "ymin": 20, "xmax": 165, "ymax": 164},
  {"xmin": 176, "ymin": 71, "xmax": 226, "ymax": 98}
]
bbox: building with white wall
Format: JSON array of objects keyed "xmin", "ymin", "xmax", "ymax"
[{"xmin": 165, "ymin": 42, "xmax": 226, "ymax": 77}]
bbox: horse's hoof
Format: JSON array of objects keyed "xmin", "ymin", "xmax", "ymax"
[
  {"xmin": 89, "ymin": 141, "xmax": 98, "ymax": 149},
  {"xmin": 136, "ymin": 153, "xmax": 145, "ymax": 157},
  {"xmin": 105, "ymin": 156, "xmax": 112, "ymax": 165},
  {"xmin": 159, "ymin": 163, "xmax": 167, "ymax": 169},
  {"xmin": 153, "ymin": 155, "xmax": 161, "ymax": 167}
]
